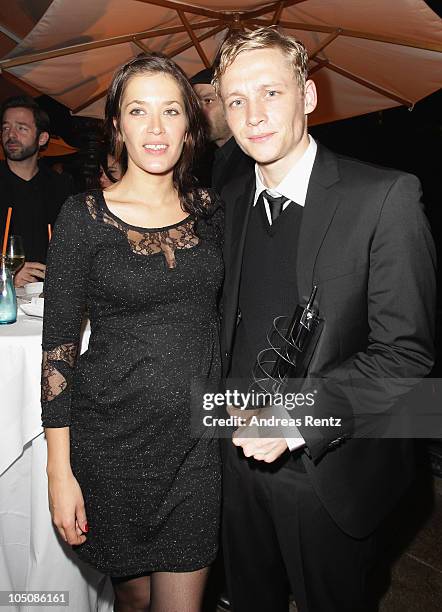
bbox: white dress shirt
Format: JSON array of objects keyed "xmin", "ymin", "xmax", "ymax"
[
  {"xmin": 253, "ymin": 136, "xmax": 317, "ymax": 451},
  {"xmin": 253, "ymin": 136, "xmax": 317, "ymax": 224}
]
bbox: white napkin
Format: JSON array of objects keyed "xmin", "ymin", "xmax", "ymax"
[
  {"xmin": 24, "ymin": 281, "xmax": 44, "ymax": 296},
  {"xmin": 19, "ymin": 297, "xmax": 44, "ymax": 318}
]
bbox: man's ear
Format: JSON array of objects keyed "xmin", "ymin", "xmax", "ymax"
[
  {"xmin": 39, "ymin": 131, "xmax": 50, "ymax": 148},
  {"xmin": 304, "ymin": 80, "xmax": 317, "ymax": 116}
]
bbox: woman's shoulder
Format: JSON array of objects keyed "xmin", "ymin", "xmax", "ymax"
[
  {"xmin": 189, "ymin": 187, "xmax": 224, "ymax": 246},
  {"xmin": 188, "ymin": 186, "xmax": 223, "ymax": 214},
  {"xmin": 60, "ymin": 189, "xmax": 103, "ymax": 218}
]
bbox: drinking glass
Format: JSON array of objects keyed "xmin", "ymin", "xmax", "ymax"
[{"xmin": 5, "ymin": 235, "xmax": 25, "ymax": 277}]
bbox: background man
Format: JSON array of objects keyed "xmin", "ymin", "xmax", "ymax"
[
  {"xmin": 214, "ymin": 27, "xmax": 436, "ymax": 612},
  {"xmin": 190, "ymin": 67, "xmax": 252, "ymax": 192},
  {"xmin": 0, "ymin": 95, "xmax": 73, "ymax": 286}
]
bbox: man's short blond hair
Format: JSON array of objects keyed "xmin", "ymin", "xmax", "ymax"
[{"xmin": 212, "ymin": 26, "xmax": 309, "ymax": 96}]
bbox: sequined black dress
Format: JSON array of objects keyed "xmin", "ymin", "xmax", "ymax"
[{"xmin": 41, "ymin": 189, "xmax": 223, "ymax": 576}]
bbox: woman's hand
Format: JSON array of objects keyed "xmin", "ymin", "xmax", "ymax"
[{"xmin": 48, "ymin": 470, "xmax": 88, "ymax": 545}]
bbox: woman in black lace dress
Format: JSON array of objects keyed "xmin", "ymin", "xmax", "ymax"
[{"xmin": 41, "ymin": 54, "xmax": 223, "ymax": 611}]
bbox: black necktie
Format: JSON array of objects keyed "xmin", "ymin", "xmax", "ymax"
[{"xmin": 263, "ymin": 191, "xmax": 289, "ymax": 222}]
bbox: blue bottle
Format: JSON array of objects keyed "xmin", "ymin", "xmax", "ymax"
[{"xmin": 0, "ymin": 256, "xmax": 17, "ymax": 325}]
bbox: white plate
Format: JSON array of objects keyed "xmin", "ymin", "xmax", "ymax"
[{"xmin": 20, "ymin": 298, "xmax": 44, "ymax": 318}]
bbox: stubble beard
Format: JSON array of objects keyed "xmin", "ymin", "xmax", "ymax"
[{"xmin": 3, "ymin": 139, "xmax": 39, "ymax": 162}]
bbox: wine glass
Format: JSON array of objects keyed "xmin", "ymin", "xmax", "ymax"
[{"xmin": 5, "ymin": 235, "xmax": 25, "ymax": 278}]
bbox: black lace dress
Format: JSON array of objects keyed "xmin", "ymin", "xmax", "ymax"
[{"xmin": 41, "ymin": 188, "xmax": 223, "ymax": 576}]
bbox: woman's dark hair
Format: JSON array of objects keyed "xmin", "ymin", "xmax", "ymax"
[
  {"xmin": 104, "ymin": 53, "xmax": 206, "ymax": 212},
  {"xmin": 99, "ymin": 150, "xmax": 119, "ymax": 185}
]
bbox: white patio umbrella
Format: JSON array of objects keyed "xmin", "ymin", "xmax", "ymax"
[
  {"xmin": 0, "ymin": 0, "xmax": 441, "ymax": 125},
  {"xmin": 0, "ymin": 0, "xmax": 52, "ymax": 101}
]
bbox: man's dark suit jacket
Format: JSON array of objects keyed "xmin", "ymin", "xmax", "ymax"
[
  {"xmin": 220, "ymin": 144, "xmax": 436, "ymax": 539},
  {"xmin": 212, "ymin": 137, "xmax": 254, "ymax": 194}
]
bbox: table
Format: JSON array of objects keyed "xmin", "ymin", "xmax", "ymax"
[{"xmin": 0, "ymin": 305, "xmax": 113, "ymax": 612}]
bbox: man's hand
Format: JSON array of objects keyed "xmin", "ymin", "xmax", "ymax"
[
  {"xmin": 233, "ymin": 431, "xmax": 288, "ymax": 463},
  {"xmin": 14, "ymin": 262, "xmax": 46, "ymax": 287},
  {"xmin": 228, "ymin": 403, "xmax": 290, "ymax": 462}
]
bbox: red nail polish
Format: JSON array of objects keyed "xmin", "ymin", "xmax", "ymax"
[{"xmin": 83, "ymin": 522, "xmax": 89, "ymax": 533}]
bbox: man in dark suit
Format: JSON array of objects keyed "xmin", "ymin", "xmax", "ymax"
[
  {"xmin": 212, "ymin": 27, "xmax": 436, "ymax": 612},
  {"xmin": 190, "ymin": 67, "xmax": 253, "ymax": 192}
]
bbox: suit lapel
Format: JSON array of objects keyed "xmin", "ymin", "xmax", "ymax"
[
  {"xmin": 296, "ymin": 145, "xmax": 341, "ymax": 304},
  {"xmin": 223, "ymin": 172, "xmax": 255, "ymax": 350}
]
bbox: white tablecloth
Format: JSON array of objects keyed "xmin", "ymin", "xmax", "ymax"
[{"xmin": 0, "ymin": 308, "xmax": 113, "ymax": 612}]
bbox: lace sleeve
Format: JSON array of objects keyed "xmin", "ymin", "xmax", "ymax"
[{"xmin": 41, "ymin": 195, "xmax": 90, "ymax": 428}]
